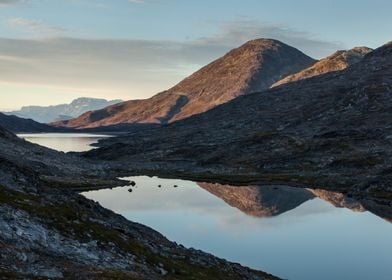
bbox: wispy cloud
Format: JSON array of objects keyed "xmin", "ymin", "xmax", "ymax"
[
  {"xmin": 0, "ymin": 0, "xmax": 22, "ymax": 6},
  {"xmin": 0, "ymin": 0, "xmax": 20, "ymax": 3},
  {"xmin": 8, "ymin": 17, "xmax": 69, "ymax": 36},
  {"xmin": 197, "ymin": 20, "xmax": 344, "ymax": 58}
]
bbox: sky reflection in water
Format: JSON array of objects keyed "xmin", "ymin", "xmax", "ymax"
[
  {"xmin": 18, "ymin": 133, "xmax": 111, "ymax": 152},
  {"xmin": 83, "ymin": 176, "xmax": 392, "ymax": 280}
]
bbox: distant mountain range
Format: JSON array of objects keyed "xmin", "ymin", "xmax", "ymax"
[
  {"xmin": 7, "ymin": 97, "xmax": 122, "ymax": 123},
  {"xmin": 52, "ymin": 39, "xmax": 315, "ymax": 129}
]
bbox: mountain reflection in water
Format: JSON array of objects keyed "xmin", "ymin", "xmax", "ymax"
[
  {"xmin": 198, "ymin": 183, "xmax": 391, "ymax": 222},
  {"xmin": 82, "ymin": 176, "xmax": 392, "ymax": 280}
]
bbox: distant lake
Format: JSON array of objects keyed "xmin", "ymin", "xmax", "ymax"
[
  {"xmin": 18, "ymin": 133, "xmax": 111, "ymax": 152},
  {"xmin": 23, "ymin": 134, "xmax": 392, "ymax": 280}
]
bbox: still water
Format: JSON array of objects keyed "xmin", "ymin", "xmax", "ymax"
[
  {"xmin": 21, "ymin": 134, "xmax": 392, "ymax": 280},
  {"xmin": 18, "ymin": 133, "xmax": 112, "ymax": 152}
]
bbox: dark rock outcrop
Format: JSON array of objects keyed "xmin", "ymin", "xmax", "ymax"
[{"xmin": 53, "ymin": 39, "xmax": 314, "ymax": 129}]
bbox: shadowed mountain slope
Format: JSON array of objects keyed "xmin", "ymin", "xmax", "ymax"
[
  {"xmin": 53, "ymin": 39, "xmax": 315, "ymax": 129},
  {"xmin": 272, "ymin": 47, "xmax": 372, "ymax": 87},
  {"xmin": 0, "ymin": 112, "xmax": 73, "ymax": 133},
  {"xmin": 85, "ymin": 42, "xmax": 392, "ymax": 203}
]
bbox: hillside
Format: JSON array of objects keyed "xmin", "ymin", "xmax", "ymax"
[
  {"xmin": 272, "ymin": 47, "xmax": 372, "ymax": 87},
  {"xmin": 85, "ymin": 42, "xmax": 392, "ymax": 204},
  {"xmin": 0, "ymin": 112, "xmax": 73, "ymax": 133},
  {"xmin": 53, "ymin": 39, "xmax": 315, "ymax": 129}
]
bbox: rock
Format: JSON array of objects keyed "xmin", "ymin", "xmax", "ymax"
[{"xmin": 158, "ymin": 267, "xmax": 168, "ymax": 276}]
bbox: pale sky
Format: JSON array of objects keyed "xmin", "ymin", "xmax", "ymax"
[{"xmin": 0, "ymin": 0, "xmax": 391, "ymax": 110}]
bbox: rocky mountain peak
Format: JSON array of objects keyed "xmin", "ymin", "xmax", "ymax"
[{"xmin": 54, "ymin": 39, "xmax": 315, "ymax": 129}]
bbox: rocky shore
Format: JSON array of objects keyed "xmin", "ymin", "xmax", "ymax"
[{"xmin": 0, "ymin": 126, "xmax": 279, "ymax": 279}]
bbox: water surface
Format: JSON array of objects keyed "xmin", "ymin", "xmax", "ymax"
[
  {"xmin": 18, "ymin": 133, "xmax": 111, "ymax": 152},
  {"xmin": 22, "ymin": 134, "xmax": 392, "ymax": 280},
  {"xmin": 82, "ymin": 176, "xmax": 392, "ymax": 280}
]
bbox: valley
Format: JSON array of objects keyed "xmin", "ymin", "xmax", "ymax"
[{"xmin": 1, "ymin": 37, "xmax": 392, "ymax": 280}]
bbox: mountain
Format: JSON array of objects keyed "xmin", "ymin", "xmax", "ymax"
[
  {"xmin": 198, "ymin": 183, "xmax": 314, "ymax": 217},
  {"xmin": 53, "ymin": 39, "xmax": 315, "ymax": 129},
  {"xmin": 272, "ymin": 47, "xmax": 372, "ymax": 87},
  {"xmin": 85, "ymin": 41, "xmax": 392, "ymax": 202},
  {"xmin": 0, "ymin": 112, "xmax": 73, "ymax": 133},
  {"xmin": 8, "ymin": 97, "xmax": 122, "ymax": 123}
]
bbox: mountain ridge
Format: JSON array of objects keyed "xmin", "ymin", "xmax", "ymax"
[
  {"xmin": 271, "ymin": 46, "xmax": 372, "ymax": 87},
  {"xmin": 52, "ymin": 39, "xmax": 315, "ymax": 129},
  {"xmin": 84, "ymin": 41, "xmax": 392, "ymax": 203},
  {"xmin": 0, "ymin": 112, "xmax": 73, "ymax": 133}
]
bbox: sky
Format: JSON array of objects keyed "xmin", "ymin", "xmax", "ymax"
[{"xmin": 0, "ymin": 0, "xmax": 391, "ymax": 111}]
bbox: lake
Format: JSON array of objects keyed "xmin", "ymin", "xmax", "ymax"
[
  {"xmin": 20, "ymin": 133, "xmax": 392, "ymax": 280},
  {"xmin": 18, "ymin": 133, "xmax": 112, "ymax": 152}
]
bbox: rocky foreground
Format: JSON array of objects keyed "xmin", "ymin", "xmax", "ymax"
[
  {"xmin": 0, "ymin": 126, "xmax": 279, "ymax": 279},
  {"xmin": 86, "ymin": 42, "xmax": 392, "ymax": 208}
]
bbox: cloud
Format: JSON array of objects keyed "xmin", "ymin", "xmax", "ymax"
[
  {"xmin": 0, "ymin": 21, "xmax": 345, "ymax": 100},
  {"xmin": 0, "ymin": 37, "xmax": 217, "ymax": 99},
  {"xmin": 197, "ymin": 20, "xmax": 344, "ymax": 58},
  {"xmin": 8, "ymin": 17, "xmax": 69, "ymax": 36},
  {"xmin": 0, "ymin": 0, "xmax": 19, "ymax": 3},
  {"xmin": 0, "ymin": 0, "xmax": 26, "ymax": 6}
]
